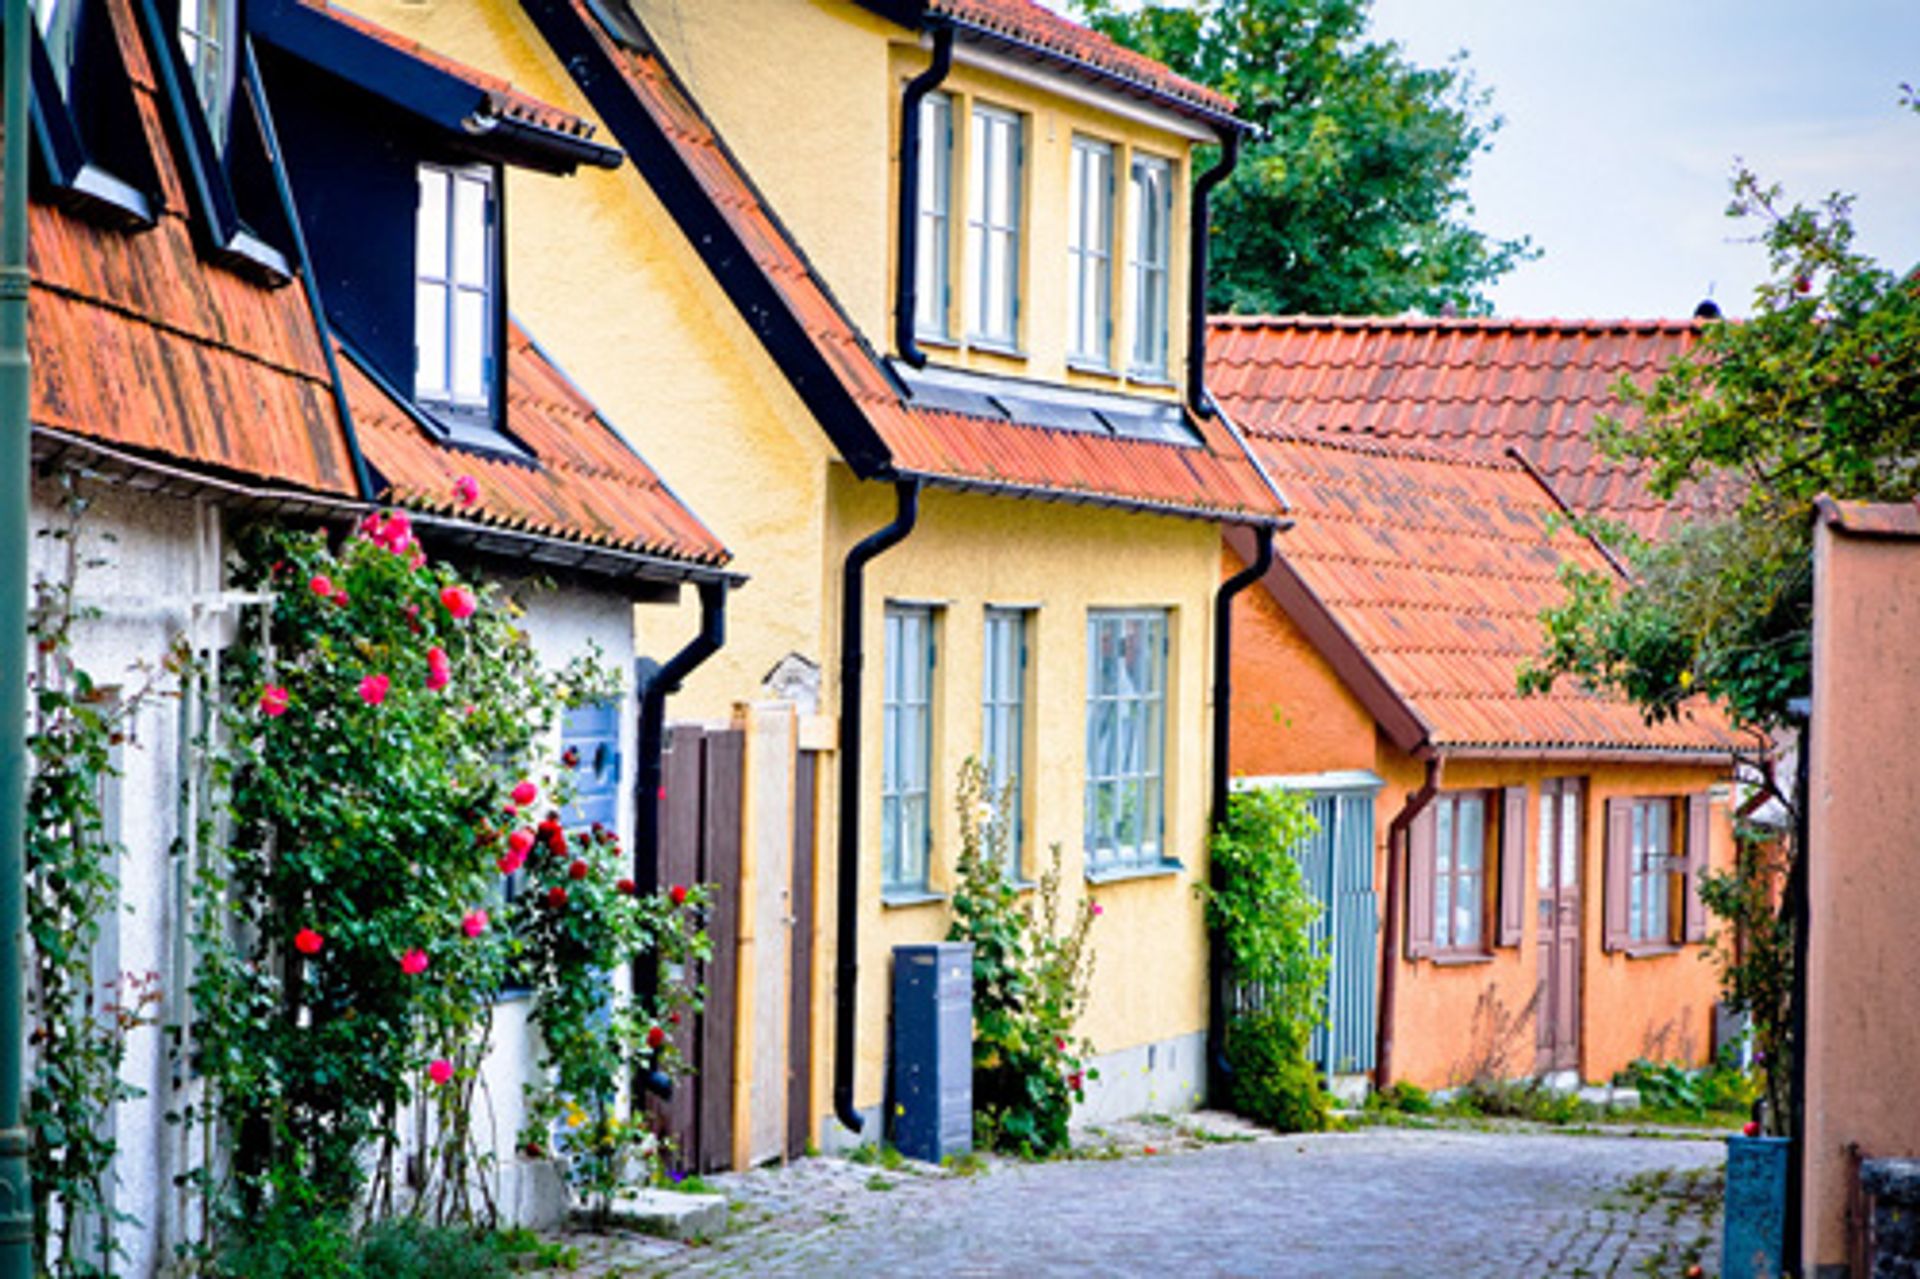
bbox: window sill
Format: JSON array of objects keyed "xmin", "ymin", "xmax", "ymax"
[
  {"xmin": 1621, "ymin": 942, "xmax": 1682, "ymax": 960},
  {"xmin": 1067, "ymin": 358, "xmax": 1119, "ymax": 379},
  {"xmin": 881, "ymin": 888, "xmax": 949, "ymax": 910},
  {"xmin": 1428, "ymin": 951, "xmax": 1495, "ymax": 967},
  {"xmin": 1127, "ymin": 370, "xmax": 1175, "ymax": 389},
  {"xmin": 1085, "ymin": 860, "xmax": 1183, "ymax": 886},
  {"xmin": 916, "ymin": 332, "xmax": 959, "ymax": 351},
  {"xmin": 966, "ymin": 338, "xmax": 1028, "ymax": 361}
]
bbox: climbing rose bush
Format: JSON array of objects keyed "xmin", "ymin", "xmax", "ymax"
[{"xmin": 194, "ymin": 513, "xmax": 616, "ymax": 1227}]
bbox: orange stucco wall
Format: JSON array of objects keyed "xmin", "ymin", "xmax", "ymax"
[
  {"xmin": 1228, "ymin": 556, "xmax": 1734, "ymax": 1091},
  {"xmin": 1802, "ymin": 519, "xmax": 1920, "ymax": 1272}
]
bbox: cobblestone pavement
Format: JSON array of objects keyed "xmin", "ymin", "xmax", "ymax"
[{"xmin": 549, "ymin": 1114, "xmax": 1724, "ymax": 1277}]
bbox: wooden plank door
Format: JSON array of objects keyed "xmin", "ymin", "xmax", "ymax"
[
  {"xmin": 1535, "ymin": 778, "xmax": 1584, "ymax": 1074},
  {"xmin": 787, "ymin": 750, "xmax": 818, "ymax": 1160}
]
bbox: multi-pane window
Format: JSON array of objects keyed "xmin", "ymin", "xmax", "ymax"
[
  {"xmin": 1085, "ymin": 610, "xmax": 1167, "ymax": 873},
  {"xmin": 915, "ymin": 91, "xmax": 954, "ymax": 340},
  {"xmin": 177, "ymin": 0, "xmax": 235, "ymax": 143},
  {"xmin": 1067, "ymin": 137, "xmax": 1114, "ymax": 368},
  {"xmin": 1432, "ymin": 791, "xmax": 1489, "ymax": 951},
  {"xmin": 967, "ymin": 103, "xmax": 1023, "ymax": 348},
  {"xmin": 1628, "ymin": 798, "xmax": 1674, "ymax": 943},
  {"xmin": 415, "ymin": 163, "xmax": 495, "ymax": 412},
  {"xmin": 1128, "ymin": 153, "xmax": 1173, "ymax": 377},
  {"xmin": 883, "ymin": 605, "xmax": 936, "ymax": 894},
  {"xmin": 35, "ymin": 0, "xmax": 80, "ymax": 94},
  {"xmin": 981, "ymin": 608, "xmax": 1030, "ymax": 878}
]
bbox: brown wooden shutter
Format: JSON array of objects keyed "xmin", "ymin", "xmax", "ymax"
[
  {"xmin": 1406, "ymin": 804, "xmax": 1436, "ymax": 960},
  {"xmin": 1603, "ymin": 797, "xmax": 1632, "ymax": 952},
  {"xmin": 1683, "ymin": 792, "xmax": 1711, "ymax": 943},
  {"xmin": 1497, "ymin": 786, "xmax": 1527, "ymax": 946}
]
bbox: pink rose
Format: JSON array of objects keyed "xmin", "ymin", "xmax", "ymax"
[
  {"xmin": 358, "ymin": 673, "xmax": 390, "ymax": 706},
  {"xmin": 260, "ymin": 685, "xmax": 290, "ymax": 717},
  {"xmin": 496, "ymin": 848, "xmax": 526, "ymax": 876},
  {"xmin": 425, "ymin": 646, "xmax": 451, "ymax": 691},
  {"xmin": 428, "ymin": 1059, "xmax": 454, "ymax": 1086},
  {"xmin": 1091, "ymin": 902, "xmax": 1104, "ymax": 917},
  {"xmin": 511, "ymin": 780, "xmax": 538, "ymax": 808},
  {"xmin": 452, "ymin": 475, "xmax": 480, "ymax": 506},
  {"xmin": 309, "ymin": 574, "xmax": 333, "ymax": 598},
  {"xmin": 440, "ymin": 585, "xmax": 477, "ymax": 620},
  {"xmin": 507, "ymin": 828, "xmax": 535, "ymax": 859},
  {"xmin": 462, "ymin": 909, "xmax": 489, "ymax": 938},
  {"xmin": 400, "ymin": 948, "xmax": 429, "ymax": 976}
]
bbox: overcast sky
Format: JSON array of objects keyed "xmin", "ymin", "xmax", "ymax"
[{"xmin": 1363, "ymin": 0, "xmax": 1920, "ymax": 318}]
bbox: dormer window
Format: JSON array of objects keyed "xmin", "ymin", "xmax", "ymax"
[
  {"xmin": 1068, "ymin": 136, "xmax": 1115, "ymax": 369},
  {"xmin": 966, "ymin": 103, "xmax": 1023, "ymax": 350},
  {"xmin": 177, "ymin": 0, "xmax": 236, "ymax": 145},
  {"xmin": 1128, "ymin": 152, "xmax": 1172, "ymax": 379},
  {"xmin": 415, "ymin": 162, "xmax": 496, "ymax": 416},
  {"xmin": 35, "ymin": 0, "xmax": 80, "ymax": 94}
]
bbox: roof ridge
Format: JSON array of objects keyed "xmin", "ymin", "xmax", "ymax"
[{"xmin": 1210, "ymin": 314, "xmax": 1706, "ymax": 334}]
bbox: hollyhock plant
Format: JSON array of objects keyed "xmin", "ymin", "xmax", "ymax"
[{"xmin": 260, "ymin": 685, "xmax": 290, "ymax": 718}]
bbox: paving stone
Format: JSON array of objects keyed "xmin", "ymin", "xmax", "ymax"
[{"xmin": 538, "ymin": 1116, "xmax": 1725, "ymax": 1277}]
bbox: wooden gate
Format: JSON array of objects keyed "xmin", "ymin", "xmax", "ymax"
[{"xmin": 652, "ymin": 723, "xmax": 742, "ymax": 1174}]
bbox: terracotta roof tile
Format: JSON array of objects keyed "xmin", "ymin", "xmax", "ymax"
[
  {"xmin": 925, "ymin": 0, "xmax": 1234, "ymax": 116},
  {"xmin": 555, "ymin": 0, "xmax": 1280, "ymax": 523},
  {"xmin": 344, "ymin": 322, "xmax": 729, "ymax": 568},
  {"xmin": 299, "ymin": 0, "xmax": 601, "ymax": 139},
  {"xmin": 1255, "ymin": 430, "xmax": 1743, "ymax": 757},
  {"xmin": 1815, "ymin": 496, "xmax": 1920, "ymax": 538},
  {"xmin": 1211, "ymin": 316, "xmax": 1728, "ymax": 539},
  {"xmin": 25, "ymin": 0, "xmax": 357, "ymax": 495}
]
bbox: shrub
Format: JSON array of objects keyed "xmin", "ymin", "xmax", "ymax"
[
  {"xmin": 947, "ymin": 760, "xmax": 1097, "ymax": 1157},
  {"xmin": 1224, "ymin": 1007, "xmax": 1330, "ymax": 1133}
]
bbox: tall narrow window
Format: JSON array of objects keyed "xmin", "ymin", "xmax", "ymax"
[
  {"xmin": 967, "ymin": 104, "xmax": 1023, "ymax": 348},
  {"xmin": 1085, "ymin": 609, "xmax": 1167, "ymax": 873},
  {"xmin": 1432, "ymin": 791, "xmax": 1489, "ymax": 951},
  {"xmin": 883, "ymin": 605, "xmax": 937, "ymax": 895},
  {"xmin": 1128, "ymin": 153, "xmax": 1172, "ymax": 378},
  {"xmin": 1628, "ymin": 798, "xmax": 1674, "ymax": 943},
  {"xmin": 914, "ymin": 91, "xmax": 953, "ymax": 340},
  {"xmin": 35, "ymin": 0, "xmax": 81, "ymax": 95},
  {"xmin": 177, "ymin": 0, "xmax": 236, "ymax": 143},
  {"xmin": 415, "ymin": 163, "xmax": 496, "ymax": 414},
  {"xmin": 1068, "ymin": 137, "xmax": 1114, "ymax": 368},
  {"xmin": 982, "ymin": 608, "xmax": 1031, "ymax": 878}
]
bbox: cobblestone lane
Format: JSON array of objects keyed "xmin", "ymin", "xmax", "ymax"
[{"xmin": 556, "ymin": 1120, "xmax": 1724, "ymax": 1277}]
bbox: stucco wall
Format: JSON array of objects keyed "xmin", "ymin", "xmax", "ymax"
[{"xmin": 1802, "ymin": 519, "xmax": 1920, "ymax": 1273}]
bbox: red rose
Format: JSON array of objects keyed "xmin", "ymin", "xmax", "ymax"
[
  {"xmin": 1742, "ymin": 1120, "xmax": 1761, "ymax": 1138},
  {"xmin": 309, "ymin": 573, "xmax": 333, "ymax": 598},
  {"xmin": 647, "ymin": 1025, "xmax": 666, "ymax": 1049},
  {"xmin": 569, "ymin": 859, "xmax": 589, "ymax": 881},
  {"xmin": 511, "ymin": 780, "xmax": 539, "ymax": 807},
  {"xmin": 294, "ymin": 928, "xmax": 324, "ymax": 956},
  {"xmin": 400, "ymin": 948, "xmax": 429, "ymax": 976},
  {"xmin": 507, "ymin": 828, "xmax": 535, "ymax": 858},
  {"xmin": 616, "ymin": 878, "xmax": 636, "ymax": 896},
  {"xmin": 668, "ymin": 1010, "xmax": 681, "ymax": 1025},
  {"xmin": 440, "ymin": 585, "xmax": 477, "ymax": 620},
  {"xmin": 546, "ymin": 885, "xmax": 568, "ymax": 910},
  {"xmin": 358, "ymin": 673, "xmax": 390, "ymax": 706},
  {"xmin": 260, "ymin": 685, "xmax": 291, "ymax": 718},
  {"xmin": 669, "ymin": 884, "xmax": 689, "ymax": 906}
]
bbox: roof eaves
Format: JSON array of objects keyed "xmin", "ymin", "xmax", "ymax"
[{"xmin": 900, "ymin": 467, "xmax": 1279, "ymax": 527}]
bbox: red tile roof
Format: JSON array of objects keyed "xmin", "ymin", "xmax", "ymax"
[
  {"xmin": 28, "ymin": 0, "xmax": 358, "ymax": 496},
  {"xmin": 342, "ymin": 322, "xmax": 730, "ymax": 569},
  {"xmin": 1209, "ymin": 316, "xmax": 1726, "ymax": 539},
  {"xmin": 546, "ymin": 0, "xmax": 1281, "ymax": 524},
  {"xmin": 925, "ymin": 0, "xmax": 1234, "ymax": 117},
  {"xmin": 1248, "ymin": 430, "xmax": 1744, "ymax": 757},
  {"xmin": 298, "ymin": 0, "xmax": 602, "ymax": 139}
]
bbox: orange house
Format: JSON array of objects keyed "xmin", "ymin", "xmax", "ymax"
[{"xmin": 1223, "ymin": 430, "xmax": 1748, "ymax": 1091}]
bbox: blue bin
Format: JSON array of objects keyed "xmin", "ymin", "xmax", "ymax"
[{"xmin": 1723, "ymin": 1133, "xmax": 1791, "ymax": 1279}]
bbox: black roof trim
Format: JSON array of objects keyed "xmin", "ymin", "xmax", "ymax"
[{"xmin": 890, "ymin": 359, "xmax": 1201, "ymax": 447}]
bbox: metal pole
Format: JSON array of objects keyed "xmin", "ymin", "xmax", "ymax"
[{"xmin": 0, "ymin": 0, "xmax": 37, "ymax": 1271}]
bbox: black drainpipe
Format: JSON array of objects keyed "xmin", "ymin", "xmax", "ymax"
[
  {"xmin": 833, "ymin": 479, "xmax": 921, "ymax": 1135},
  {"xmin": 1205, "ymin": 522, "xmax": 1275, "ymax": 1098},
  {"xmin": 635, "ymin": 579, "xmax": 728, "ymax": 895},
  {"xmin": 1783, "ymin": 699, "xmax": 1812, "ymax": 1275},
  {"xmin": 1186, "ymin": 127, "xmax": 1242, "ymax": 417},
  {"xmin": 893, "ymin": 23, "xmax": 954, "ymax": 367}
]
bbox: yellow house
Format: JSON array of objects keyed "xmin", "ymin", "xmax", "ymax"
[{"xmin": 342, "ymin": 0, "xmax": 1285, "ymax": 1152}]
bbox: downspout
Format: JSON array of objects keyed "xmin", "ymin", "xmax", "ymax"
[
  {"xmin": 1377, "ymin": 751, "xmax": 1442, "ymax": 1088},
  {"xmin": 834, "ymin": 479, "xmax": 920, "ymax": 1134},
  {"xmin": 635, "ymin": 579, "xmax": 728, "ymax": 895},
  {"xmin": 1206, "ymin": 522, "xmax": 1275, "ymax": 1098},
  {"xmin": 1783, "ymin": 700, "xmax": 1812, "ymax": 1274},
  {"xmin": 892, "ymin": 23, "xmax": 953, "ymax": 367},
  {"xmin": 1186, "ymin": 127, "xmax": 1241, "ymax": 416},
  {"xmin": 0, "ymin": 0, "xmax": 33, "ymax": 1264}
]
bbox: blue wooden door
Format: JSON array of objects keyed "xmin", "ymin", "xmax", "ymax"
[{"xmin": 1294, "ymin": 789, "xmax": 1379, "ymax": 1078}]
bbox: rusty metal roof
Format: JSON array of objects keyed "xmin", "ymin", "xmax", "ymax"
[
  {"xmin": 1247, "ymin": 430, "xmax": 1745, "ymax": 758},
  {"xmin": 1210, "ymin": 316, "xmax": 1727, "ymax": 539},
  {"xmin": 529, "ymin": 0, "xmax": 1282, "ymax": 524},
  {"xmin": 342, "ymin": 321, "xmax": 731, "ymax": 570}
]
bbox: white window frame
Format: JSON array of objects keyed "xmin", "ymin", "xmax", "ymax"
[
  {"xmin": 1128, "ymin": 152, "xmax": 1173, "ymax": 379},
  {"xmin": 415, "ymin": 162, "xmax": 497, "ymax": 415},
  {"xmin": 883, "ymin": 605, "xmax": 937, "ymax": 895},
  {"xmin": 1085, "ymin": 609, "xmax": 1168, "ymax": 874},
  {"xmin": 1068, "ymin": 136, "xmax": 1115, "ymax": 369},
  {"xmin": 966, "ymin": 102, "xmax": 1023, "ymax": 350},
  {"xmin": 35, "ymin": 0, "xmax": 81, "ymax": 94},
  {"xmin": 915, "ymin": 90, "xmax": 954, "ymax": 341},
  {"xmin": 177, "ymin": 0, "xmax": 237, "ymax": 144},
  {"xmin": 982, "ymin": 608, "xmax": 1031, "ymax": 879}
]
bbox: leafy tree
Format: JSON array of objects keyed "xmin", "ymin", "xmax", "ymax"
[{"xmin": 1073, "ymin": 0, "xmax": 1532, "ymax": 315}]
